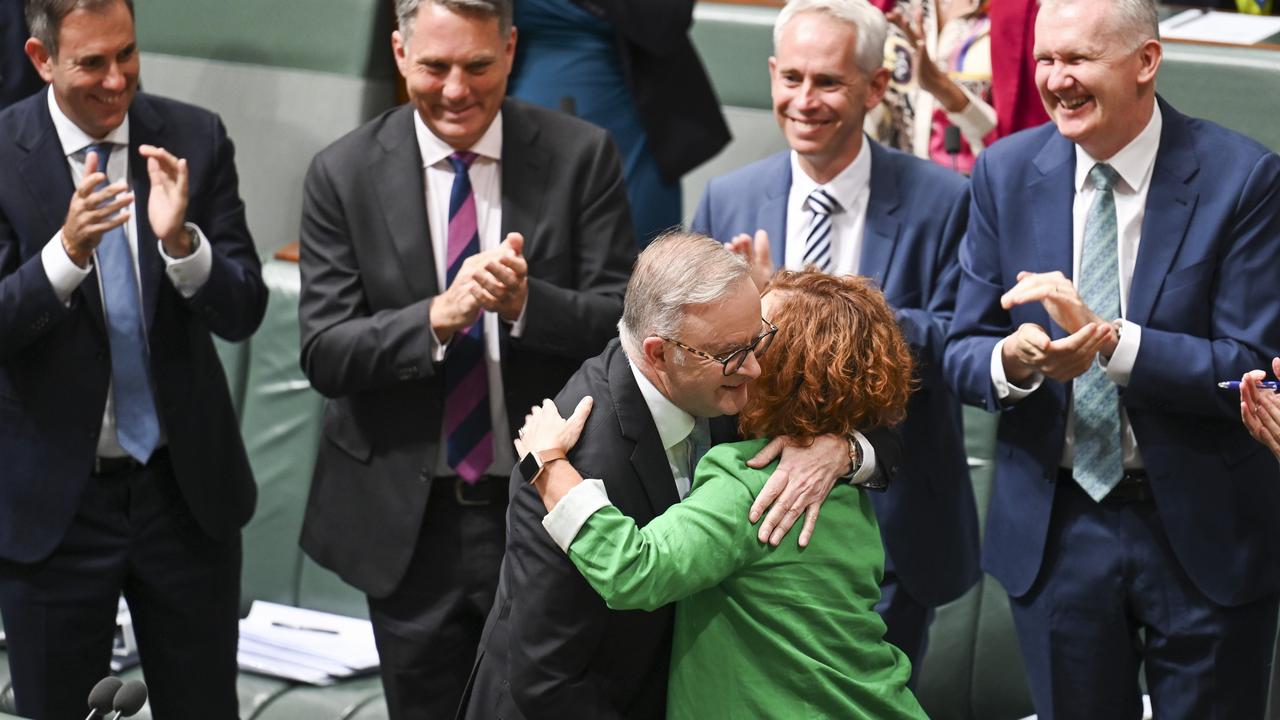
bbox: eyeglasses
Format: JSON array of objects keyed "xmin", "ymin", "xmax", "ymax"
[{"xmin": 661, "ymin": 319, "xmax": 779, "ymax": 376}]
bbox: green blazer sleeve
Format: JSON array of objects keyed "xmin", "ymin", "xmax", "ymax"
[{"xmin": 566, "ymin": 443, "xmax": 770, "ymax": 612}]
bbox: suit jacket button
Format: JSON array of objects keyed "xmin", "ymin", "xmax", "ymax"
[{"xmin": 420, "ymin": 468, "xmax": 429, "ymax": 482}]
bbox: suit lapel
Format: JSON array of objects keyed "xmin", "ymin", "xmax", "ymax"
[
  {"xmin": 372, "ymin": 106, "xmax": 438, "ymax": 300},
  {"xmin": 607, "ymin": 348, "xmax": 680, "ymax": 515},
  {"xmin": 127, "ymin": 96, "xmax": 165, "ymax": 331},
  {"xmin": 758, "ymin": 153, "xmax": 790, "ymax": 270},
  {"xmin": 860, "ymin": 141, "xmax": 901, "ymax": 286},
  {"xmin": 1127, "ymin": 102, "xmax": 1198, "ymax": 327},
  {"xmin": 500, "ymin": 101, "xmax": 550, "ymax": 260},
  {"xmin": 1030, "ymin": 134, "xmax": 1077, "ymax": 340},
  {"xmin": 15, "ymin": 90, "xmax": 104, "ymax": 333}
]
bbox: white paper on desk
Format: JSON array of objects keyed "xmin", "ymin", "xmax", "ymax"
[
  {"xmin": 238, "ymin": 636, "xmax": 358, "ymax": 678},
  {"xmin": 1160, "ymin": 9, "xmax": 1280, "ymax": 44},
  {"xmin": 237, "ymin": 649, "xmax": 336, "ymax": 686},
  {"xmin": 239, "ymin": 601, "xmax": 380, "ymax": 672}
]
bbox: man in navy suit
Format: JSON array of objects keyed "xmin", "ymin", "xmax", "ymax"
[
  {"xmin": 0, "ymin": 1, "xmax": 266, "ymax": 717},
  {"xmin": 944, "ymin": 0, "xmax": 1280, "ymax": 715},
  {"xmin": 691, "ymin": 0, "xmax": 979, "ymax": 686}
]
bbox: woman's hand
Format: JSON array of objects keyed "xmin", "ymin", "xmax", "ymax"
[
  {"xmin": 885, "ymin": 7, "xmax": 971, "ymax": 113},
  {"xmin": 515, "ymin": 397, "xmax": 594, "ymax": 459}
]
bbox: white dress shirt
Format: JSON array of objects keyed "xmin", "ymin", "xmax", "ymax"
[
  {"xmin": 414, "ymin": 110, "xmax": 524, "ymax": 477},
  {"xmin": 990, "ymin": 105, "xmax": 1164, "ymax": 470},
  {"xmin": 784, "ymin": 142, "xmax": 872, "ymax": 275},
  {"xmin": 39, "ymin": 89, "xmax": 213, "ymax": 459}
]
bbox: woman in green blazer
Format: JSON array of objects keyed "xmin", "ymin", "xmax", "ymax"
[{"xmin": 520, "ymin": 270, "xmax": 926, "ymax": 719}]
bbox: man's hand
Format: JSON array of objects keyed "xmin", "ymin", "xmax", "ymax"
[
  {"xmin": 139, "ymin": 144, "xmax": 192, "ymax": 257},
  {"xmin": 1001, "ymin": 321, "xmax": 1113, "ymax": 384},
  {"xmin": 430, "ymin": 234, "xmax": 529, "ymax": 340},
  {"xmin": 470, "ymin": 232, "xmax": 529, "ymax": 322},
  {"xmin": 1001, "ymin": 271, "xmax": 1118, "ymax": 357},
  {"xmin": 1241, "ymin": 359, "xmax": 1280, "ymax": 461},
  {"xmin": 61, "ymin": 150, "xmax": 133, "ymax": 268},
  {"xmin": 724, "ymin": 229, "xmax": 774, "ymax": 291},
  {"xmin": 746, "ymin": 433, "xmax": 847, "ymax": 548}
]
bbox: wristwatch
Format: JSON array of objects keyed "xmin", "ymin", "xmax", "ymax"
[
  {"xmin": 838, "ymin": 435, "xmax": 864, "ymax": 483},
  {"xmin": 518, "ymin": 447, "xmax": 568, "ymax": 484}
]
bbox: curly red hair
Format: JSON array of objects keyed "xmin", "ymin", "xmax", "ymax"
[{"xmin": 739, "ymin": 270, "xmax": 915, "ymax": 440}]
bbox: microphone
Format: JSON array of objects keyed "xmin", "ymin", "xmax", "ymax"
[
  {"xmin": 84, "ymin": 677, "xmax": 123, "ymax": 720},
  {"xmin": 108, "ymin": 679, "xmax": 148, "ymax": 719},
  {"xmin": 943, "ymin": 126, "xmax": 962, "ymax": 173}
]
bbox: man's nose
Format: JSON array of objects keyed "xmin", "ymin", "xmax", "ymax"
[
  {"xmin": 103, "ymin": 62, "xmax": 126, "ymax": 91},
  {"xmin": 442, "ymin": 67, "xmax": 469, "ymax": 101},
  {"xmin": 735, "ymin": 349, "xmax": 763, "ymax": 381}
]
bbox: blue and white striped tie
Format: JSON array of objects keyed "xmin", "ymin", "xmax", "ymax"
[{"xmin": 801, "ymin": 189, "xmax": 838, "ymax": 273}]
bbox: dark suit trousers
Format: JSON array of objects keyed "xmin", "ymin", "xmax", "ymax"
[
  {"xmin": 876, "ymin": 552, "xmax": 935, "ymax": 691},
  {"xmin": 367, "ymin": 476, "xmax": 507, "ymax": 720},
  {"xmin": 1009, "ymin": 479, "xmax": 1279, "ymax": 720},
  {"xmin": 0, "ymin": 451, "xmax": 241, "ymax": 720}
]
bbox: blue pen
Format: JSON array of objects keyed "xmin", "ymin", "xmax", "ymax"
[{"xmin": 1218, "ymin": 380, "xmax": 1280, "ymax": 391}]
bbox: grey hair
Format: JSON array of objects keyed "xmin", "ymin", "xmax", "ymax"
[
  {"xmin": 395, "ymin": 0, "xmax": 513, "ymax": 42},
  {"xmin": 774, "ymin": 0, "xmax": 888, "ymax": 78},
  {"xmin": 25, "ymin": 0, "xmax": 134, "ymax": 58},
  {"xmin": 618, "ymin": 230, "xmax": 751, "ymax": 362},
  {"xmin": 1040, "ymin": 0, "xmax": 1159, "ymax": 49}
]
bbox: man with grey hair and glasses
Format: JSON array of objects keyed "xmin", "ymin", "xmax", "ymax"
[
  {"xmin": 462, "ymin": 230, "xmax": 903, "ymax": 719},
  {"xmin": 691, "ymin": 0, "xmax": 979, "ymax": 686},
  {"xmin": 296, "ymin": 0, "xmax": 635, "ymax": 715},
  {"xmin": 944, "ymin": 0, "xmax": 1280, "ymax": 714}
]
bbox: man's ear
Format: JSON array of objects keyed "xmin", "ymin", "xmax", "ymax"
[
  {"xmin": 24, "ymin": 38, "xmax": 55, "ymax": 84},
  {"xmin": 641, "ymin": 336, "xmax": 669, "ymax": 373},
  {"xmin": 865, "ymin": 66, "xmax": 891, "ymax": 110},
  {"xmin": 1136, "ymin": 38, "xmax": 1162, "ymax": 87}
]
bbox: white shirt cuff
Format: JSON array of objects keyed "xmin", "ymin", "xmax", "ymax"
[
  {"xmin": 161, "ymin": 223, "xmax": 212, "ymax": 298},
  {"xmin": 946, "ymin": 85, "xmax": 997, "ymax": 151},
  {"xmin": 41, "ymin": 232, "xmax": 91, "ymax": 305},
  {"xmin": 1101, "ymin": 320, "xmax": 1140, "ymax": 387},
  {"xmin": 506, "ymin": 298, "xmax": 528, "ymax": 337},
  {"xmin": 991, "ymin": 337, "xmax": 1042, "ymax": 402},
  {"xmin": 849, "ymin": 431, "xmax": 877, "ymax": 485},
  {"xmin": 541, "ymin": 478, "xmax": 612, "ymax": 553}
]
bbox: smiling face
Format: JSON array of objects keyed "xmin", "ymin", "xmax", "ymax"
[
  {"xmin": 393, "ymin": 2, "xmax": 516, "ymax": 150},
  {"xmin": 661, "ymin": 277, "xmax": 765, "ymax": 418},
  {"xmin": 1033, "ymin": 0, "xmax": 1161, "ymax": 159},
  {"xmin": 769, "ymin": 10, "xmax": 888, "ymax": 184},
  {"xmin": 26, "ymin": 0, "xmax": 139, "ymax": 139}
]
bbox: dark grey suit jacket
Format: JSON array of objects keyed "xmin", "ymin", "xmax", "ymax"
[{"xmin": 297, "ymin": 98, "xmax": 635, "ymax": 597}]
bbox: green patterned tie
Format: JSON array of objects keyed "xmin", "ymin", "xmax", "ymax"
[{"xmin": 1073, "ymin": 163, "xmax": 1123, "ymax": 501}]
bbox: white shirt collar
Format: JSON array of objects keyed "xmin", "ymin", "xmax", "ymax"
[
  {"xmin": 1074, "ymin": 103, "xmax": 1162, "ymax": 194},
  {"xmin": 789, "ymin": 136, "xmax": 872, "ymax": 210},
  {"xmin": 413, "ymin": 109, "xmax": 503, "ymax": 169},
  {"xmin": 47, "ymin": 86, "xmax": 129, "ymax": 157},
  {"xmin": 628, "ymin": 360, "xmax": 696, "ymax": 453}
]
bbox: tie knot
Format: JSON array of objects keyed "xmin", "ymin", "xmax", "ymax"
[
  {"xmin": 83, "ymin": 142, "xmax": 114, "ymax": 164},
  {"xmin": 805, "ymin": 188, "xmax": 837, "ymax": 217},
  {"xmin": 449, "ymin": 151, "xmax": 478, "ymax": 173},
  {"xmin": 1089, "ymin": 163, "xmax": 1120, "ymax": 192}
]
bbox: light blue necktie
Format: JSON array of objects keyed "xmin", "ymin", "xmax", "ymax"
[
  {"xmin": 801, "ymin": 189, "xmax": 837, "ymax": 273},
  {"xmin": 88, "ymin": 143, "xmax": 160, "ymax": 463},
  {"xmin": 1072, "ymin": 163, "xmax": 1123, "ymax": 501}
]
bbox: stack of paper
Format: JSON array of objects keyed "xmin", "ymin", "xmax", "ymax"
[
  {"xmin": 1160, "ymin": 9, "xmax": 1280, "ymax": 45},
  {"xmin": 238, "ymin": 601, "xmax": 379, "ymax": 685}
]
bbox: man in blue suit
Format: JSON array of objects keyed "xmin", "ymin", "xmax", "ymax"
[
  {"xmin": 944, "ymin": 0, "xmax": 1280, "ymax": 715},
  {"xmin": 0, "ymin": 0, "xmax": 266, "ymax": 717},
  {"xmin": 691, "ymin": 0, "xmax": 979, "ymax": 685}
]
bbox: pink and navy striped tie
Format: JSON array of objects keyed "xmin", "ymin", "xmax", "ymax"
[{"xmin": 443, "ymin": 151, "xmax": 492, "ymax": 483}]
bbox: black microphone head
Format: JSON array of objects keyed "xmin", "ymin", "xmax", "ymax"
[
  {"xmin": 112, "ymin": 680, "xmax": 148, "ymax": 716},
  {"xmin": 88, "ymin": 676, "xmax": 123, "ymax": 712},
  {"xmin": 944, "ymin": 126, "xmax": 963, "ymax": 156}
]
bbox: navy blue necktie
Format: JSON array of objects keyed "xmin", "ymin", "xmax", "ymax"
[{"xmin": 87, "ymin": 143, "xmax": 160, "ymax": 462}]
